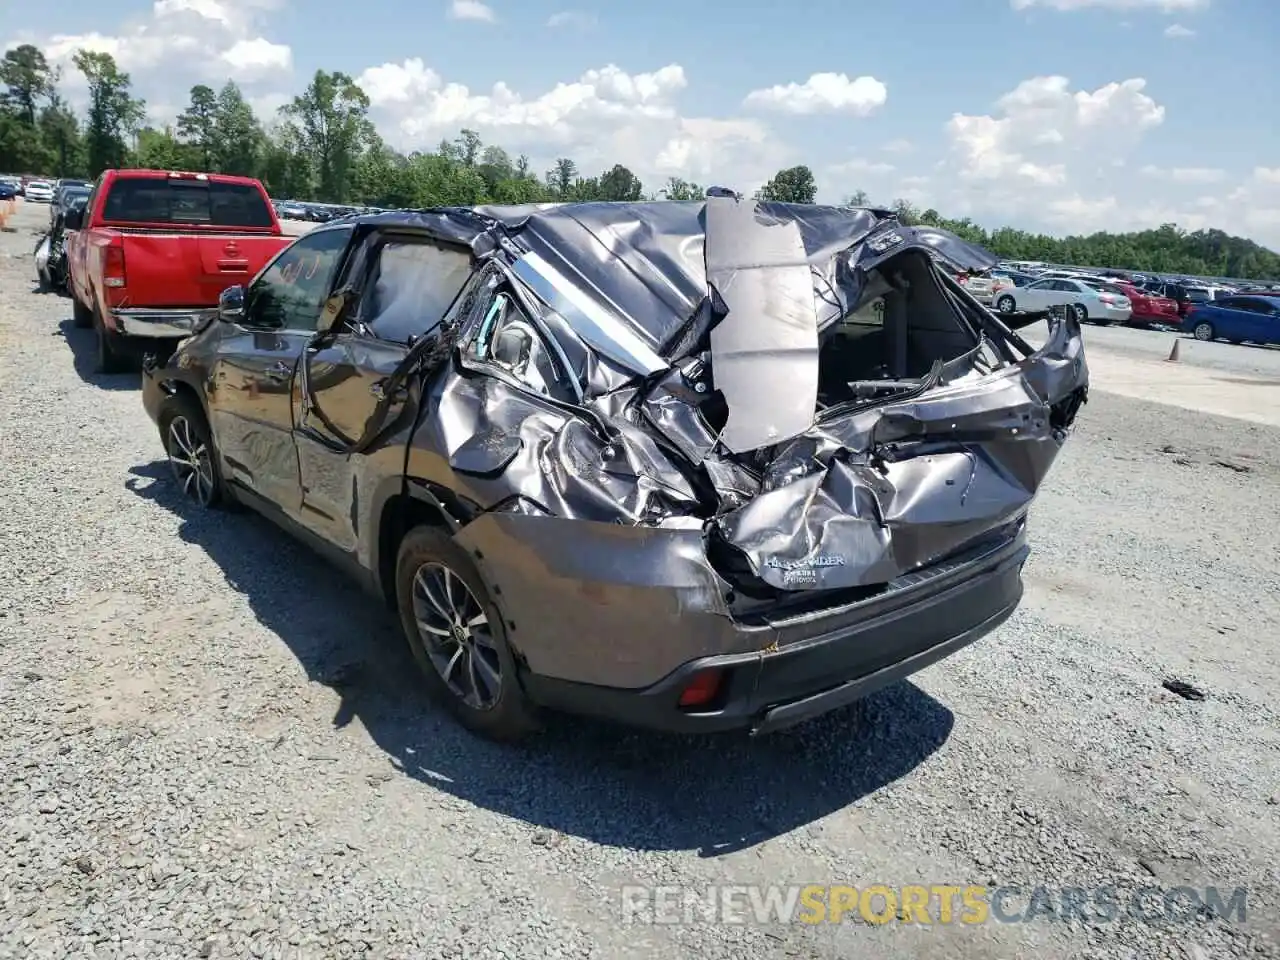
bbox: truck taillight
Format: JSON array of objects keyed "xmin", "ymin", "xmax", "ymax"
[{"xmin": 103, "ymin": 246, "xmax": 126, "ymax": 288}]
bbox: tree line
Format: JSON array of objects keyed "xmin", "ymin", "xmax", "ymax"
[{"xmin": 1, "ymin": 42, "xmax": 1276, "ymax": 280}]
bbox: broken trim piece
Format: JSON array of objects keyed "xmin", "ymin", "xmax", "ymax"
[{"xmin": 511, "ymin": 250, "xmax": 667, "ymax": 377}]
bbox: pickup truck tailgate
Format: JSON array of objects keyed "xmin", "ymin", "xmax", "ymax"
[{"xmin": 114, "ymin": 232, "xmax": 288, "ymax": 307}]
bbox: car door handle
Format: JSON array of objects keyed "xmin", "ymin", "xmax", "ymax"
[{"xmin": 264, "ymin": 361, "xmax": 291, "ymax": 381}]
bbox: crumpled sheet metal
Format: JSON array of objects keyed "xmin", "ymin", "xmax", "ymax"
[
  {"xmin": 427, "ymin": 369, "xmax": 700, "ymax": 525},
  {"xmin": 711, "ymin": 313, "xmax": 1088, "ymax": 591},
  {"xmin": 477, "ymin": 199, "xmax": 940, "ymax": 360}
]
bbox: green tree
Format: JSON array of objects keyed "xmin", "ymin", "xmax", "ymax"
[
  {"xmin": 546, "ymin": 157, "xmax": 577, "ymax": 198},
  {"xmin": 176, "ymin": 84, "xmax": 217, "ymax": 168},
  {"xmin": 281, "ymin": 70, "xmax": 374, "ymax": 202},
  {"xmin": 660, "ymin": 177, "xmax": 703, "ymax": 201},
  {"xmin": 74, "ymin": 50, "xmax": 145, "ymax": 175},
  {"xmin": 598, "ymin": 163, "xmax": 643, "ymax": 202},
  {"xmin": 0, "ymin": 44, "xmax": 55, "ymax": 125},
  {"xmin": 844, "ymin": 189, "xmax": 870, "ymax": 206},
  {"xmin": 134, "ymin": 126, "xmax": 197, "ymax": 170},
  {"xmin": 758, "ymin": 165, "xmax": 816, "ymax": 204},
  {"xmin": 213, "ymin": 82, "xmax": 262, "ymax": 176},
  {"xmin": 39, "ymin": 95, "xmax": 83, "ymax": 177},
  {"xmin": 890, "ymin": 198, "xmax": 920, "ymax": 225}
]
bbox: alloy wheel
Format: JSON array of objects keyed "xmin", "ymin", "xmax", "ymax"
[
  {"xmin": 1194, "ymin": 322, "xmax": 1214, "ymax": 342},
  {"xmin": 166, "ymin": 415, "xmax": 216, "ymax": 506},
  {"xmin": 1071, "ymin": 303, "xmax": 1088, "ymax": 322},
  {"xmin": 411, "ymin": 562, "xmax": 502, "ymax": 710}
]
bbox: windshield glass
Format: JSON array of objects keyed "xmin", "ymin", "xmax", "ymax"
[{"xmin": 101, "ymin": 178, "xmax": 274, "ymax": 227}]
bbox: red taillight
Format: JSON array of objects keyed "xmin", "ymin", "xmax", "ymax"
[
  {"xmin": 103, "ymin": 246, "xmax": 127, "ymax": 288},
  {"xmin": 678, "ymin": 670, "xmax": 724, "ymax": 709}
]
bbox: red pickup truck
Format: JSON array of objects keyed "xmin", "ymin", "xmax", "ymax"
[{"xmin": 65, "ymin": 169, "xmax": 295, "ymax": 373}]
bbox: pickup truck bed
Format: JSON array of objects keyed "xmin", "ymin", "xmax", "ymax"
[{"xmin": 66, "ymin": 169, "xmax": 295, "ymax": 373}]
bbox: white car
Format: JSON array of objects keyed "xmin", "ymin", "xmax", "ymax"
[
  {"xmin": 993, "ymin": 277, "xmax": 1132, "ymax": 326},
  {"xmin": 23, "ymin": 180, "xmax": 54, "ymax": 202}
]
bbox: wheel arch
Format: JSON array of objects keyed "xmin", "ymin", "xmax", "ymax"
[
  {"xmin": 375, "ymin": 479, "xmax": 478, "ymax": 609},
  {"xmin": 155, "ymin": 373, "xmax": 211, "ymax": 426}
]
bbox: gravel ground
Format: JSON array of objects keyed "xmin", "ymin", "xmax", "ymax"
[{"xmin": 1, "ymin": 202, "xmax": 1278, "ymax": 960}]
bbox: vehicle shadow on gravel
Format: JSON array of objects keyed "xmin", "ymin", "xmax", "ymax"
[
  {"xmin": 127, "ymin": 459, "xmax": 956, "ymax": 857},
  {"xmin": 55, "ymin": 317, "xmax": 142, "ymax": 391}
]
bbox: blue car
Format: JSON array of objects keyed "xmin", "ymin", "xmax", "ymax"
[
  {"xmin": 0, "ymin": 181, "xmax": 18, "ymax": 201},
  {"xmin": 1185, "ymin": 295, "xmax": 1280, "ymax": 346}
]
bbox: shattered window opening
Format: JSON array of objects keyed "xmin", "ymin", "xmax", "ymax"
[
  {"xmin": 467, "ymin": 288, "xmax": 577, "ymax": 404},
  {"xmin": 363, "ymin": 240, "xmax": 474, "ymax": 345}
]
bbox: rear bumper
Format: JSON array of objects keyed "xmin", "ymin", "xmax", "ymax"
[
  {"xmin": 1095, "ymin": 305, "xmax": 1132, "ymax": 323},
  {"xmin": 111, "ymin": 307, "xmax": 215, "ymax": 339},
  {"xmin": 522, "ymin": 527, "xmax": 1029, "ymax": 735}
]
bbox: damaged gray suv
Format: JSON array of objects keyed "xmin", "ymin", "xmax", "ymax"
[{"xmin": 141, "ymin": 198, "xmax": 1088, "ymax": 740}]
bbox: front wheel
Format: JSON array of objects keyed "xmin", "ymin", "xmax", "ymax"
[
  {"xmin": 395, "ymin": 526, "xmax": 539, "ymax": 741},
  {"xmin": 1193, "ymin": 321, "xmax": 1215, "ymax": 342},
  {"xmin": 995, "ymin": 295, "xmax": 1016, "ymax": 314},
  {"xmin": 157, "ymin": 394, "xmax": 226, "ymax": 509}
]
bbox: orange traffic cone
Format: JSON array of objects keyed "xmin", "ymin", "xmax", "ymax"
[{"xmin": 1166, "ymin": 339, "xmax": 1181, "ymax": 362}]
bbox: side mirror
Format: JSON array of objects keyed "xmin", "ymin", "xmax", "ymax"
[
  {"xmin": 218, "ymin": 285, "xmax": 246, "ymax": 323},
  {"xmin": 63, "ymin": 207, "xmax": 84, "ymax": 231},
  {"xmin": 317, "ymin": 288, "xmax": 355, "ymax": 334}
]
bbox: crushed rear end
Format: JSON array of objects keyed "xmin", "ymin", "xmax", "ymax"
[{"xmin": 431, "ymin": 197, "xmax": 1088, "ymax": 733}]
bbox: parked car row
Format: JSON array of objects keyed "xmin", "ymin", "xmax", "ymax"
[
  {"xmin": 39, "ymin": 169, "xmax": 1092, "ymax": 739},
  {"xmin": 271, "ymin": 198, "xmax": 385, "ymax": 222},
  {"xmin": 984, "ymin": 262, "xmax": 1280, "ymax": 345},
  {"xmin": 1183, "ymin": 293, "xmax": 1280, "ymax": 346}
]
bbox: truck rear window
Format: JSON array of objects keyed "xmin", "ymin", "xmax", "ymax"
[{"xmin": 100, "ymin": 178, "xmax": 274, "ymax": 228}]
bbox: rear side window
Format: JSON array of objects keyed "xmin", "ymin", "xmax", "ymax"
[
  {"xmin": 363, "ymin": 240, "xmax": 474, "ymax": 344},
  {"xmin": 100, "ymin": 178, "xmax": 274, "ymax": 227}
]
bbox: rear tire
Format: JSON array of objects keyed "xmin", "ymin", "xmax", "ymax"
[
  {"xmin": 93, "ymin": 307, "xmax": 131, "ymax": 374},
  {"xmin": 1071, "ymin": 303, "xmax": 1091, "ymax": 324},
  {"xmin": 395, "ymin": 526, "xmax": 540, "ymax": 741},
  {"xmin": 72, "ymin": 296, "xmax": 93, "ymax": 329}
]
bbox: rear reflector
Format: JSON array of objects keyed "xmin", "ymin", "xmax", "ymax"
[
  {"xmin": 678, "ymin": 670, "xmax": 724, "ymax": 709},
  {"xmin": 103, "ymin": 246, "xmax": 127, "ymax": 288}
]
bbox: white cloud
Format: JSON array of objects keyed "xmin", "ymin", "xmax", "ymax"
[
  {"xmin": 1163, "ymin": 23, "xmax": 1196, "ymax": 37},
  {"xmin": 827, "ymin": 157, "xmax": 896, "ymax": 177},
  {"xmin": 547, "ymin": 10, "xmax": 597, "ymax": 29},
  {"xmin": 922, "ymin": 76, "xmax": 1280, "ymax": 248},
  {"xmin": 449, "ymin": 0, "xmax": 496, "ymax": 22},
  {"xmin": 743, "ymin": 72, "xmax": 887, "ymax": 116},
  {"xmin": 1011, "ymin": 0, "xmax": 1208, "ymax": 10},
  {"xmin": 1139, "ymin": 164, "xmax": 1224, "ymax": 183},
  {"xmin": 357, "ymin": 59, "xmax": 789, "ymax": 194},
  {"xmin": 944, "ymin": 75, "xmax": 1163, "ymax": 189},
  {"xmin": 8, "ymin": 0, "xmax": 293, "ymax": 122},
  {"xmin": 222, "ymin": 37, "xmax": 291, "ymax": 77},
  {"xmin": 882, "ymin": 139, "xmax": 914, "ymax": 154}
]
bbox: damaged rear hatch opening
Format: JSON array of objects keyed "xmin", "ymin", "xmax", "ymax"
[{"xmin": 444, "ymin": 196, "xmax": 1088, "ymax": 736}]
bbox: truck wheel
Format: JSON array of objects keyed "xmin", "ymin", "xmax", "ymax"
[
  {"xmin": 93, "ymin": 308, "xmax": 131, "ymax": 375},
  {"xmin": 72, "ymin": 297, "xmax": 93, "ymax": 329},
  {"xmin": 156, "ymin": 393, "xmax": 226, "ymax": 509},
  {"xmin": 395, "ymin": 525, "xmax": 540, "ymax": 741}
]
